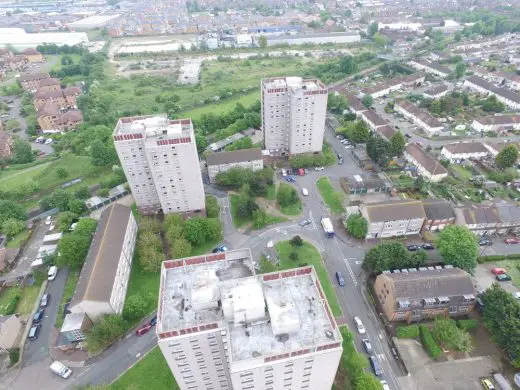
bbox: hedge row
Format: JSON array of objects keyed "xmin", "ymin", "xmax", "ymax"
[
  {"xmin": 4, "ymin": 295, "xmax": 20, "ymax": 315},
  {"xmin": 396, "ymin": 324, "xmax": 420, "ymax": 338},
  {"xmin": 456, "ymin": 319, "xmax": 478, "ymax": 331},
  {"xmin": 478, "ymin": 254, "xmax": 520, "ymax": 263},
  {"xmin": 419, "ymin": 324, "xmax": 442, "ymax": 359}
]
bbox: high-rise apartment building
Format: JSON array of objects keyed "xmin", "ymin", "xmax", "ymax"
[
  {"xmin": 156, "ymin": 249, "xmax": 342, "ymax": 390},
  {"xmin": 261, "ymin": 77, "xmax": 328, "ymax": 155},
  {"xmin": 113, "ymin": 114, "xmax": 205, "ymax": 215}
]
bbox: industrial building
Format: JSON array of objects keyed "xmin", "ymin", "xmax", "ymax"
[
  {"xmin": 0, "ymin": 28, "xmax": 88, "ymax": 50},
  {"xmin": 263, "ymin": 32, "xmax": 360, "ymax": 47},
  {"xmin": 156, "ymin": 248, "xmax": 342, "ymax": 390}
]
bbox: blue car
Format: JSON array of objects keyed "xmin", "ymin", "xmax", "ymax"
[
  {"xmin": 285, "ymin": 176, "xmax": 296, "ymax": 183},
  {"xmin": 149, "ymin": 315, "xmax": 157, "ymax": 326},
  {"xmin": 336, "ymin": 271, "xmax": 345, "ymax": 287}
]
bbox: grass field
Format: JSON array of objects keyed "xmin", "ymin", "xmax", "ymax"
[
  {"xmin": 0, "ymin": 281, "xmax": 41, "ymax": 315},
  {"xmin": 47, "ymin": 54, "xmax": 82, "ymax": 71},
  {"xmin": 274, "ymin": 240, "xmax": 342, "ymax": 317},
  {"xmin": 449, "ymin": 165, "xmax": 473, "ymax": 182},
  {"xmin": 179, "ymin": 91, "xmax": 259, "ymax": 121},
  {"xmin": 316, "ymin": 177, "xmax": 345, "ymax": 214},
  {"xmin": 6, "ymin": 229, "xmax": 30, "ymax": 249},
  {"xmin": 110, "ymin": 347, "xmax": 178, "ymax": 390},
  {"xmin": 55, "ymin": 271, "xmax": 79, "ymax": 328}
]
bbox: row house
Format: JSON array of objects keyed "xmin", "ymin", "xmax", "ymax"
[
  {"xmin": 21, "ymin": 48, "xmax": 44, "ymax": 63},
  {"xmin": 484, "ymin": 142, "xmax": 520, "ymax": 157},
  {"xmin": 19, "ymin": 73, "xmax": 51, "ymax": 92},
  {"xmin": 37, "ymin": 102, "xmax": 83, "ymax": 133},
  {"xmin": 344, "ymin": 93, "xmax": 367, "ymax": 116},
  {"xmin": 408, "ymin": 59, "xmax": 451, "ymax": 78},
  {"xmin": 422, "ymin": 199, "xmax": 456, "ymax": 232},
  {"xmin": 472, "ymin": 115, "xmax": 520, "ymax": 132},
  {"xmin": 375, "ymin": 124, "xmax": 396, "ymax": 141},
  {"xmin": 394, "ymin": 99, "xmax": 444, "ymax": 135},
  {"xmin": 456, "ymin": 203, "xmax": 520, "ymax": 235},
  {"xmin": 206, "ymin": 148, "xmax": 263, "ymax": 183},
  {"xmin": 464, "ymin": 76, "xmax": 520, "ymax": 110},
  {"xmin": 360, "ymin": 73, "xmax": 425, "ymax": 99},
  {"xmin": 360, "ymin": 199, "xmax": 426, "ymax": 239},
  {"xmin": 441, "ymin": 142, "xmax": 490, "ymax": 162},
  {"xmin": 33, "ymin": 87, "xmax": 82, "ymax": 110},
  {"xmin": 470, "ymin": 66, "xmax": 506, "ymax": 84},
  {"xmin": 374, "ymin": 267, "xmax": 476, "ymax": 323},
  {"xmin": 37, "ymin": 77, "xmax": 61, "ymax": 93},
  {"xmin": 359, "ymin": 110, "xmax": 388, "ymax": 131},
  {"xmin": 423, "ymin": 84, "xmax": 449, "ymax": 99},
  {"xmin": 404, "ymin": 143, "xmax": 449, "ymax": 182}
]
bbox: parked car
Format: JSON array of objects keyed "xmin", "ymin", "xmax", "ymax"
[
  {"xmin": 136, "ymin": 323, "xmax": 152, "ymax": 336},
  {"xmin": 44, "ymin": 138, "xmax": 53, "ymax": 145},
  {"xmin": 281, "ymin": 169, "xmax": 287, "ymax": 177},
  {"xmin": 479, "ymin": 239, "xmax": 493, "ymax": 246},
  {"xmin": 40, "ymin": 293, "xmax": 49, "ymax": 307},
  {"xmin": 422, "ymin": 243, "xmax": 434, "ymax": 250},
  {"xmin": 405, "ymin": 133, "xmax": 412, "ymax": 138},
  {"xmin": 314, "ymin": 166, "xmax": 324, "ymax": 171},
  {"xmin": 496, "ymin": 274, "xmax": 512, "ymax": 282},
  {"xmin": 362, "ymin": 339, "xmax": 373, "ymax": 354},
  {"xmin": 354, "ymin": 316, "xmax": 366, "ymax": 334},
  {"xmin": 285, "ymin": 176, "xmax": 296, "ymax": 183},
  {"xmin": 369, "ymin": 355, "xmax": 383, "ymax": 376},
  {"xmin": 301, "ymin": 188, "xmax": 309, "ymax": 196},
  {"xmin": 33, "ymin": 309, "xmax": 44, "ymax": 324},
  {"xmin": 299, "ymin": 219, "xmax": 312, "ymax": 227},
  {"xmin": 406, "ymin": 244, "xmax": 420, "ymax": 251},
  {"xmin": 504, "ymin": 238, "xmax": 520, "ymax": 244},
  {"xmin": 48, "ymin": 266, "xmax": 58, "ymax": 281},
  {"xmin": 380, "ymin": 380, "xmax": 390, "ymax": 390},
  {"xmin": 50, "ymin": 361, "xmax": 72, "ymax": 379},
  {"xmin": 212, "ymin": 245, "xmax": 228, "ymax": 253},
  {"xmin": 481, "ymin": 379, "xmax": 495, "ymax": 390},
  {"xmin": 336, "ymin": 271, "xmax": 345, "ymax": 287},
  {"xmin": 491, "ymin": 267, "xmax": 507, "ymax": 275},
  {"xmin": 149, "ymin": 315, "xmax": 157, "ymax": 326},
  {"xmin": 28, "ymin": 324, "xmax": 40, "ymax": 340}
]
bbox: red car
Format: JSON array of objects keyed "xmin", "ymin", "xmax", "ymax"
[
  {"xmin": 504, "ymin": 238, "xmax": 520, "ymax": 244},
  {"xmin": 491, "ymin": 267, "xmax": 507, "ymax": 275},
  {"xmin": 136, "ymin": 323, "xmax": 152, "ymax": 336}
]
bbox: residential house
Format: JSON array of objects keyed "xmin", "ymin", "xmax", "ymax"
[
  {"xmin": 421, "ymin": 199, "xmax": 456, "ymax": 232},
  {"xmin": 423, "ymin": 84, "xmax": 449, "ymax": 99},
  {"xmin": 340, "ymin": 174, "xmax": 391, "ymax": 195},
  {"xmin": 360, "ymin": 199, "xmax": 426, "ymax": 239},
  {"xmin": 69, "ymin": 204, "xmax": 138, "ymax": 321},
  {"xmin": 441, "ymin": 142, "xmax": 490, "ymax": 162},
  {"xmin": 7, "ymin": 56, "xmax": 27, "ymax": 72},
  {"xmin": 471, "ymin": 66, "xmax": 505, "ymax": 84},
  {"xmin": 344, "ymin": 93, "xmax": 367, "ymax": 116},
  {"xmin": 375, "ymin": 124, "xmax": 396, "ymax": 141},
  {"xmin": 19, "ymin": 72, "xmax": 50, "ymax": 92},
  {"xmin": 495, "ymin": 203, "xmax": 520, "ymax": 235},
  {"xmin": 472, "ymin": 115, "xmax": 520, "ymax": 132},
  {"xmin": 360, "ymin": 73, "xmax": 425, "ymax": 99},
  {"xmin": 0, "ymin": 315, "xmax": 22, "ymax": 350},
  {"xmin": 374, "ymin": 267, "xmax": 476, "ymax": 323},
  {"xmin": 33, "ymin": 87, "xmax": 82, "ymax": 110},
  {"xmin": 394, "ymin": 99, "xmax": 444, "ymax": 135},
  {"xmin": 22, "ymin": 48, "xmax": 44, "ymax": 63},
  {"xmin": 400, "ymin": 73, "xmax": 425, "ymax": 87},
  {"xmin": 455, "ymin": 205, "xmax": 501, "ymax": 236},
  {"xmin": 408, "ymin": 59, "xmax": 451, "ymax": 78},
  {"xmin": 404, "ymin": 143, "xmax": 449, "ymax": 182},
  {"xmin": 37, "ymin": 102, "xmax": 83, "ymax": 133},
  {"xmin": 60, "ymin": 312, "xmax": 93, "ymax": 343},
  {"xmin": 464, "ymin": 76, "xmax": 520, "ymax": 110},
  {"xmin": 359, "ymin": 110, "xmax": 388, "ymax": 131},
  {"xmin": 484, "ymin": 142, "xmax": 520, "ymax": 157},
  {"xmin": 36, "ymin": 77, "xmax": 61, "ymax": 93},
  {"xmin": 0, "ymin": 130, "xmax": 13, "ymax": 159},
  {"xmin": 206, "ymin": 148, "xmax": 263, "ymax": 183},
  {"xmin": 63, "ymin": 86, "xmax": 82, "ymax": 108}
]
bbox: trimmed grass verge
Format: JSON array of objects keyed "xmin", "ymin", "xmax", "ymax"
[{"xmin": 316, "ymin": 177, "xmax": 345, "ymax": 214}]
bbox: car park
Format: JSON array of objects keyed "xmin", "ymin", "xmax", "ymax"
[
  {"xmin": 40, "ymin": 293, "xmax": 49, "ymax": 307},
  {"xmin": 496, "ymin": 274, "xmax": 512, "ymax": 282},
  {"xmin": 422, "ymin": 243, "xmax": 434, "ymax": 250},
  {"xmin": 136, "ymin": 323, "xmax": 152, "ymax": 336},
  {"xmin": 406, "ymin": 244, "xmax": 420, "ymax": 251},
  {"xmin": 33, "ymin": 309, "xmax": 44, "ymax": 324},
  {"xmin": 28, "ymin": 324, "xmax": 40, "ymax": 340},
  {"xmin": 362, "ymin": 339, "xmax": 373, "ymax": 354},
  {"xmin": 491, "ymin": 267, "xmax": 506, "ymax": 275},
  {"xmin": 354, "ymin": 316, "xmax": 366, "ymax": 334},
  {"xmin": 299, "ymin": 219, "xmax": 312, "ymax": 227},
  {"xmin": 336, "ymin": 271, "xmax": 345, "ymax": 287}
]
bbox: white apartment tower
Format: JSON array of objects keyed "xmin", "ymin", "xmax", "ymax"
[
  {"xmin": 113, "ymin": 114, "xmax": 205, "ymax": 215},
  {"xmin": 261, "ymin": 77, "xmax": 328, "ymax": 155},
  {"xmin": 156, "ymin": 249, "xmax": 342, "ymax": 390}
]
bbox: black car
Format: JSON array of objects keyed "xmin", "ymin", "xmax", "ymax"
[
  {"xmin": 422, "ymin": 243, "xmax": 434, "ymax": 250},
  {"xmin": 496, "ymin": 273, "xmax": 512, "ymax": 281},
  {"xmin": 406, "ymin": 244, "xmax": 420, "ymax": 251},
  {"xmin": 149, "ymin": 315, "xmax": 157, "ymax": 326},
  {"xmin": 479, "ymin": 239, "xmax": 493, "ymax": 246},
  {"xmin": 362, "ymin": 339, "xmax": 373, "ymax": 354},
  {"xmin": 33, "ymin": 309, "xmax": 44, "ymax": 324},
  {"xmin": 405, "ymin": 133, "xmax": 412, "ymax": 138},
  {"xmin": 336, "ymin": 271, "xmax": 345, "ymax": 287}
]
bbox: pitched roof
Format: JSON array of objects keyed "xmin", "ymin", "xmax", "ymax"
[
  {"xmin": 22, "ymin": 48, "xmax": 40, "ymax": 55},
  {"xmin": 405, "ymin": 143, "xmax": 449, "ymax": 176},
  {"xmin": 344, "ymin": 93, "xmax": 366, "ymax": 112},
  {"xmin": 379, "ymin": 268, "xmax": 474, "ymax": 300},
  {"xmin": 458, "ymin": 205, "xmax": 500, "ymax": 225},
  {"xmin": 423, "ymin": 84, "xmax": 448, "ymax": 96},
  {"xmin": 70, "ymin": 204, "xmax": 134, "ymax": 307},
  {"xmin": 57, "ymin": 110, "xmax": 83, "ymax": 124},
  {"xmin": 206, "ymin": 148, "xmax": 262, "ymax": 166},
  {"xmin": 19, "ymin": 72, "xmax": 50, "ymax": 82},
  {"xmin": 37, "ymin": 102, "xmax": 60, "ymax": 118},
  {"xmin": 466, "ymin": 75, "xmax": 520, "ymax": 104},
  {"xmin": 376, "ymin": 124, "xmax": 396, "ymax": 140},
  {"xmin": 34, "ymin": 89, "xmax": 64, "ymax": 99},
  {"xmin": 362, "ymin": 199, "xmax": 426, "ymax": 222},
  {"xmin": 63, "ymin": 86, "xmax": 82, "ymax": 96},
  {"xmin": 38, "ymin": 78, "xmax": 60, "ymax": 87},
  {"xmin": 474, "ymin": 115, "xmax": 520, "ymax": 126},
  {"xmin": 395, "ymin": 99, "xmax": 443, "ymax": 128},
  {"xmin": 411, "ymin": 59, "xmax": 451, "ymax": 75},
  {"xmin": 361, "ymin": 110, "xmax": 387, "ymax": 127},
  {"xmin": 486, "ymin": 142, "xmax": 520, "ymax": 153},
  {"xmin": 443, "ymin": 142, "xmax": 489, "ymax": 154},
  {"xmin": 422, "ymin": 199, "xmax": 455, "ymax": 221}
]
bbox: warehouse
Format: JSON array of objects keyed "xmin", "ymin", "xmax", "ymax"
[
  {"xmin": 0, "ymin": 28, "xmax": 88, "ymax": 50},
  {"xmin": 67, "ymin": 15, "xmax": 121, "ymax": 30},
  {"xmin": 264, "ymin": 32, "xmax": 360, "ymax": 47}
]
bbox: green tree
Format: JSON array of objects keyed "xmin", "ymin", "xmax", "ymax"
[
  {"xmin": 289, "ymin": 252, "xmax": 299, "ymax": 261},
  {"xmin": 68, "ymin": 199, "xmax": 86, "ymax": 215},
  {"xmin": 430, "ymin": 99, "xmax": 442, "ymax": 115},
  {"xmin": 290, "ymin": 235, "xmax": 304, "ymax": 247},
  {"xmin": 327, "ymin": 93, "xmax": 349, "ymax": 114},
  {"xmin": 389, "ymin": 132, "xmax": 406, "ymax": 156},
  {"xmin": 277, "ymin": 184, "xmax": 298, "ymax": 207},
  {"xmin": 258, "ymin": 35, "xmax": 267, "ymax": 48},
  {"xmin": 0, "ymin": 200, "xmax": 26, "ymax": 226},
  {"xmin": 205, "ymin": 195, "xmax": 220, "ymax": 218},
  {"xmin": 366, "ymin": 136, "xmax": 391, "ymax": 166},
  {"xmin": 454, "ymin": 31, "xmax": 462, "ymax": 41},
  {"xmin": 183, "ymin": 217, "xmax": 208, "ymax": 246},
  {"xmin": 138, "ymin": 244, "xmax": 165, "ymax": 272},
  {"xmin": 252, "ymin": 209, "xmax": 268, "ymax": 229},
  {"xmin": 354, "ymin": 373, "xmax": 385, "ymax": 390},
  {"xmin": 141, "ymin": 216, "xmax": 163, "ymax": 234},
  {"xmin": 437, "ymin": 225, "xmax": 478, "ymax": 273},
  {"xmin": 362, "ymin": 94, "xmax": 373, "ymax": 108},
  {"xmin": 373, "ymin": 32, "xmax": 388, "ymax": 47},
  {"xmin": 58, "ymin": 211, "xmax": 78, "ymax": 232},
  {"xmin": 455, "ymin": 62, "xmax": 467, "ymax": 78},
  {"xmin": 57, "ymin": 233, "xmax": 92, "ymax": 269},
  {"xmin": 86, "ymin": 314, "xmax": 127, "ymax": 354},
  {"xmin": 52, "ymin": 190, "xmax": 72, "ymax": 211},
  {"xmin": 363, "ymin": 242, "xmax": 425, "ymax": 274},
  {"xmin": 74, "ymin": 218, "xmax": 97, "ymax": 236},
  {"xmin": 56, "ymin": 167, "xmax": 68, "ymax": 178},
  {"xmin": 123, "ymin": 295, "xmax": 148, "ymax": 320},
  {"xmin": 75, "ymin": 186, "xmax": 91, "ymax": 200},
  {"xmin": 90, "ymin": 139, "xmax": 118, "ymax": 166},
  {"xmin": 172, "ymin": 237, "xmax": 192, "ymax": 259},
  {"xmin": 496, "ymin": 144, "xmax": 518, "ymax": 169},
  {"xmin": 2, "ymin": 218, "xmax": 25, "ymax": 238},
  {"xmin": 351, "ymin": 120, "xmax": 370, "ymax": 143},
  {"xmin": 368, "ymin": 22, "xmax": 378, "ymax": 36},
  {"xmin": 346, "ymin": 214, "xmax": 368, "ymax": 238},
  {"xmin": 432, "ymin": 316, "xmax": 474, "ymax": 352},
  {"xmin": 11, "ymin": 139, "xmax": 35, "ymax": 164},
  {"xmin": 236, "ymin": 184, "xmax": 258, "ymax": 217}
]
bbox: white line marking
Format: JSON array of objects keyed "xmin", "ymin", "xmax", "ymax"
[{"xmin": 343, "ymin": 258, "xmax": 358, "ymax": 286}]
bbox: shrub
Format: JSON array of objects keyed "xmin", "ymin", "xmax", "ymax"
[
  {"xmin": 456, "ymin": 319, "xmax": 478, "ymax": 331},
  {"xmin": 419, "ymin": 325, "xmax": 442, "ymax": 359},
  {"xmin": 123, "ymin": 294, "xmax": 149, "ymax": 320},
  {"xmin": 289, "ymin": 252, "xmax": 299, "ymax": 261},
  {"xmin": 8, "ymin": 348, "xmax": 19, "ymax": 366},
  {"xmin": 290, "ymin": 235, "xmax": 303, "ymax": 247},
  {"xmin": 396, "ymin": 324, "xmax": 420, "ymax": 338},
  {"xmin": 87, "ymin": 314, "xmax": 128, "ymax": 354},
  {"xmin": 5, "ymin": 295, "xmax": 20, "ymax": 315}
]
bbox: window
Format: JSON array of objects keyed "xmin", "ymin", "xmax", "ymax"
[{"xmin": 449, "ymin": 306, "xmax": 457, "ymax": 314}]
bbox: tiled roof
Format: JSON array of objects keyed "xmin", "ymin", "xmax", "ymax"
[
  {"xmin": 362, "ymin": 199, "xmax": 426, "ymax": 222},
  {"xmin": 443, "ymin": 142, "xmax": 489, "ymax": 154},
  {"xmin": 422, "ymin": 199, "xmax": 455, "ymax": 221},
  {"xmin": 395, "ymin": 99, "xmax": 443, "ymax": 128},
  {"xmin": 405, "ymin": 143, "xmax": 448, "ymax": 176}
]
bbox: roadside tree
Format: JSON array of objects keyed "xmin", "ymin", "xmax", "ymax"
[
  {"xmin": 346, "ymin": 214, "xmax": 368, "ymax": 239},
  {"xmin": 436, "ymin": 225, "xmax": 478, "ymax": 273}
]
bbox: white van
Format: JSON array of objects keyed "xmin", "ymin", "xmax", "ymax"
[
  {"xmin": 48, "ymin": 266, "xmax": 58, "ymax": 281},
  {"xmin": 50, "ymin": 361, "xmax": 72, "ymax": 379},
  {"xmin": 301, "ymin": 188, "xmax": 309, "ymax": 196}
]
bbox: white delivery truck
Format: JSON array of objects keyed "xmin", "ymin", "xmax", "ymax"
[
  {"xmin": 321, "ymin": 217, "xmax": 335, "ymax": 238},
  {"xmin": 50, "ymin": 361, "xmax": 72, "ymax": 379}
]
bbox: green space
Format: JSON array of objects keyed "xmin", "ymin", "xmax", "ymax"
[
  {"xmin": 179, "ymin": 91, "xmax": 258, "ymax": 121},
  {"xmin": 55, "ymin": 271, "xmax": 79, "ymax": 328},
  {"xmin": 389, "ymin": 174, "xmax": 415, "ymax": 190},
  {"xmin": 0, "ymin": 281, "xmax": 41, "ymax": 315},
  {"xmin": 274, "ymin": 240, "xmax": 341, "ymax": 316},
  {"xmin": 492, "ymin": 260, "xmax": 520, "ymax": 289},
  {"xmin": 280, "ymin": 202, "xmax": 302, "ymax": 216},
  {"xmin": 6, "ymin": 229, "xmax": 30, "ymax": 249},
  {"xmin": 449, "ymin": 165, "xmax": 474, "ymax": 182},
  {"xmin": 229, "ymin": 194, "xmax": 252, "ymax": 228},
  {"xmin": 48, "ymin": 54, "xmax": 82, "ymax": 71},
  {"xmin": 110, "ymin": 347, "xmax": 178, "ymax": 390},
  {"xmin": 316, "ymin": 177, "xmax": 345, "ymax": 214},
  {"xmin": 266, "ymin": 184, "xmax": 276, "ymax": 201},
  {"xmin": 125, "ymin": 259, "xmax": 160, "ymax": 318}
]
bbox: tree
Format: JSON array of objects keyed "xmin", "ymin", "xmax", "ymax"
[
  {"xmin": 372, "ymin": 32, "xmax": 388, "ymax": 47},
  {"xmin": 252, "ymin": 209, "xmax": 268, "ymax": 229},
  {"xmin": 2, "ymin": 218, "xmax": 25, "ymax": 238},
  {"xmin": 74, "ymin": 218, "xmax": 97, "ymax": 236},
  {"xmin": 61, "ymin": 55, "xmax": 74, "ymax": 65},
  {"xmin": 236, "ymin": 184, "xmax": 258, "ymax": 217},
  {"xmin": 141, "ymin": 216, "xmax": 163, "ymax": 234},
  {"xmin": 205, "ymin": 195, "xmax": 220, "ymax": 218},
  {"xmin": 366, "ymin": 136, "xmax": 391, "ymax": 166},
  {"xmin": 481, "ymin": 95, "xmax": 505, "ymax": 113},
  {"xmin": 258, "ymin": 35, "xmax": 267, "ymax": 48},
  {"xmin": 346, "ymin": 214, "xmax": 368, "ymax": 239},
  {"xmin": 455, "ymin": 62, "xmax": 467, "ymax": 78},
  {"xmin": 75, "ymin": 186, "xmax": 91, "ymax": 200},
  {"xmin": 389, "ymin": 132, "xmax": 406, "ymax": 157},
  {"xmin": 327, "ymin": 93, "xmax": 349, "ymax": 114},
  {"xmin": 354, "ymin": 373, "xmax": 385, "ymax": 390},
  {"xmin": 432, "ymin": 316, "xmax": 474, "ymax": 352},
  {"xmin": 289, "ymin": 252, "xmax": 299, "ymax": 261},
  {"xmin": 363, "ymin": 242, "xmax": 426, "ymax": 274},
  {"xmin": 123, "ymin": 295, "xmax": 148, "ymax": 320},
  {"xmin": 86, "ymin": 314, "xmax": 127, "ymax": 354},
  {"xmin": 90, "ymin": 139, "xmax": 118, "ymax": 166},
  {"xmin": 52, "ymin": 190, "xmax": 72, "ymax": 211},
  {"xmin": 362, "ymin": 94, "xmax": 373, "ymax": 108},
  {"xmin": 58, "ymin": 211, "xmax": 78, "ymax": 232},
  {"xmin": 454, "ymin": 31, "xmax": 462, "ymax": 42},
  {"xmin": 57, "ymin": 233, "xmax": 92, "ymax": 269},
  {"xmin": 56, "ymin": 167, "xmax": 68, "ymax": 178},
  {"xmin": 172, "ymin": 237, "xmax": 192, "ymax": 259},
  {"xmin": 277, "ymin": 184, "xmax": 298, "ymax": 207},
  {"xmin": 0, "ymin": 200, "xmax": 26, "ymax": 226},
  {"xmin": 138, "ymin": 245, "xmax": 165, "ymax": 272},
  {"xmin": 496, "ymin": 144, "xmax": 518, "ymax": 169},
  {"xmin": 437, "ymin": 225, "xmax": 478, "ymax": 273},
  {"xmin": 350, "ymin": 120, "xmax": 370, "ymax": 143},
  {"xmin": 368, "ymin": 22, "xmax": 378, "ymax": 36},
  {"xmin": 290, "ymin": 235, "xmax": 304, "ymax": 247},
  {"xmin": 184, "ymin": 217, "xmax": 208, "ymax": 246},
  {"xmin": 11, "ymin": 139, "xmax": 34, "ymax": 164}
]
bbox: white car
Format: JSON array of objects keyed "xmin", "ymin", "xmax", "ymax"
[
  {"xmin": 45, "ymin": 216, "xmax": 52, "ymax": 225},
  {"xmin": 45, "ymin": 138, "xmax": 53, "ymax": 144},
  {"xmin": 380, "ymin": 380, "xmax": 390, "ymax": 390},
  {"xmin": 48, "ymin": 266, "xmax": 58, "ymax": 281},
  {"xmin": 314, "ymin": 166, "xmax": 324, "ymax": 171},
  {"xmin": 301, "ymin": 188, "xmax": 309, "ymax": 196},
  {"xmin": 281, "ymin": 169, "xmax": 287, "ymax": 177},
  {"xmin": 345, "ymin": 145, "xmax": 353, "ymax": 149},
  {"xmin": 354, "ymin": 316, "xmax": 366, "ymax": 334}
]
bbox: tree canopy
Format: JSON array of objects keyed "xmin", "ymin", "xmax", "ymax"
[
  {"xmin": 496, "ymin": 144, "xmax": 518, "ymax": 169},
  {"xmin": 389, "ymin": 132, "xmax": 406, "ymax": 157},
  {"xmin": 436, "ymin": 225, "xmax": 478, "ymax": 273},
  {"xmin": 346, "ymin": 214, "xmax": 368, "ymax": 239},
  {"xmin": 363, "ymin": 242, "xmax": 427, "ymax": 274},
  {"xmin": 366, "ymin": 135, "xmax": 391, "ymax": 166}
]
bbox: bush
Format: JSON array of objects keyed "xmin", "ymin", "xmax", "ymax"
[
  {"xmin": 289, "ymin": 252, "xmax": 299, "ymax": 261},
  {"xmin": 8, "ymin": 348, "xmax": 19, "ymax": 366},
  {"xmin": 457, "ymin": 319, "xmax": 478, "ymax": 331},
  {"xmin": 290, "ymin": 235, "xmax": 303, "ymax": 247},
  {"xmin": 5, "ymin": 295, "xmax": 20, "ymax": 315},
  {"xmin": 123, "ymin": 294, "xmax": 149, "ymax": 320},
  {"xmin": 419, "ymin": 325, "xmax": 442, "ymax": 359},
  {"xmin": 87, "ymin": 314, "xmax": 128, "ymax": 354},
  {"xmin": 478, "ymin": 254, "xmax": 520, "ymax": 263},
  {"xmin": 396, "ymin": 324, "xmax": 420, "ymax": 338}
]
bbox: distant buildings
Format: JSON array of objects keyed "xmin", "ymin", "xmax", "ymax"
[
  {"xmin": 263, "ymin": 32, "xmax": 360, "ymax": 47},
  {"xmin": 404, "ymin": 143, "xmax": 449, "ymax": 182},
  {"xmin": 394, "ymin": 99, "xmax": 444, "ymax": 136},
  {"xmin": 262, "ymin": 77, "xmax": 328, "ymax": 155},
  {"xmin": 408, "ymin": 59, "xmax": 451, "ymax": 78},
  {"xmin": 157, "ymin": 249, "xmax": 342, "ymax": 390},
  {"xmin": 464, "ymin": 76, "xmax": 520, "ymax": 110},
  {"xmin": 19, "ymin": 72, "xmax": 51, "ymax": 92},
  {"xmin": 33, "ymin": 86, "xmax": 81, "ymax": 110},
  {"xmin": 374, "ymin": 267, "xmax": 476, "ymax": 323},
  {"xmin": 422, "ymin": 84, "xmax": 449, "ymax": 99},
  {"xmin": 113, "ymin": 115, "xmax": 205, "ymax": 215},
  {"xmin": 22, "ymin": 48, "xmax": 44, "ymax": 63},
  {"xmin": 206, "ymin": 148, "xmax": 263, "ymax": 183},
  {"xmin": 0, "ymin": 28, "xmax": 88, "ymax": 50},
  {"xmin": 472, "ymin": 115, "xmax": 520, "ymax": 132},
  {"xmin": 36, "ymin": 103, "xmax": 83, "ymax": 133}
]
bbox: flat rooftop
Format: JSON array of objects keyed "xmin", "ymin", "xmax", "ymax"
[
  {"xmin": 113, "ymin": 114, "xmax": 193, "ymax": 139},
  {"xmin": 262, "ymin": 77, "xmax": 327, "ymax": 92},
  {"xmin": 157, "ymin": 249, "xmax": 340, "ymax": 363}
]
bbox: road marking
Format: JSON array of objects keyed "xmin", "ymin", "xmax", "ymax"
[
  {"xmin": 343, "ymin": 258, "xmax": 358, "ymax": 287},
  {"xmin": 378, "ymin": 353, "xmax": 386, "ymax": 362},
  {"xmin": 355, "ymin": 260, "xmax": 362, "ymax": 265},
  {"xmin": 136, "ymin": 353, "xmax": 141, "ymax": 358}
]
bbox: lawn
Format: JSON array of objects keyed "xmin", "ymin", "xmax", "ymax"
[
  {"xmin": 274, "ymin": 240, "xmax": 342, "ymax": 317},
  {"xmin": 281, "ymin": 201, "xmax": 302, "ymax": 216},
  {"xmin": 55, "ymin": 271, "xmax": 79, "ymax": 328},
  {"xmin": 47, "ymin": 54, "xmax": 82, "ymax": 71},
  {"xmin": 110, "ymin": 347, "xmax": 178, "ymax": 390},
  {"xmin": 316, "ymin": 177, "xmax": 345, "ymax": 214},
  {"xmin": 266, "ymin": 184, "xmax": 276, "ymax": 201},
  {"xmin": 449, "ymin": 165, "xmax": 473, "ymax": 182},
  {"xmin": 179, "ymin": 91, "xmax": 259, "ymax": 121},
  {"xmin": 6, "ymin": 229, "xmax": 30, "ymax": 249},
  {"xmin": 0, "ymin": 280, "xmax": 42, "ymax": 315},
  {"xmin": 495, "ymin": 260, "xmax": 520, "ymax": 289}
]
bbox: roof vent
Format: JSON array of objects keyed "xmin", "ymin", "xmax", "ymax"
[
  {"xmin": 276, "ymin": 334, "xmax": 290, "ymax": 343},
  {"xmin": 427, "ymin": 266, "xmax": 435, "ymax": 271},
  {"xmin": 418, "ymin": 267, "xmax": 427, "ymax": 271},
  {"xmin": 435, "ymin": 266, "xmax": 442, "ymax": 270},
  {"xmin": 382, "ymin": 270, "xmax": 391, "ymax": 274},
  {"xmin": 393, "ymin": 269, "xmax": 401, "ymax": 274},
  {"xmin": 325, "ymin": 330, "xmax": 334, "ymax": 339},
  {"xmin": 408, "ymin": 268, "xmax": 418, "ymax": 272},
  {"xmin": 401, "ymin": 269, "xmax": 409, "ymax": 273},
  {"xmin": 252, "ymin": 351, "xmax": 262, "ymax": 357}
]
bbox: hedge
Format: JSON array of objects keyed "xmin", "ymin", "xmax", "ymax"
[
  {"xmin": 478, "ymin": 254, "xmax": 520, "ymax": 263},
  {"xmin": 456, "ymin": 319, "xmax": 478, "ymax": 331},
  {"xmin": 419, "ymin": 324, "xmax": 442, "ymax": 359},
  {"xmin": 396, "ymin": 324, "xmax": 420, "ymax": 338},
  {"xmin": 4, "ymin": 295, "xmax": 20, "ymax": 315}
]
